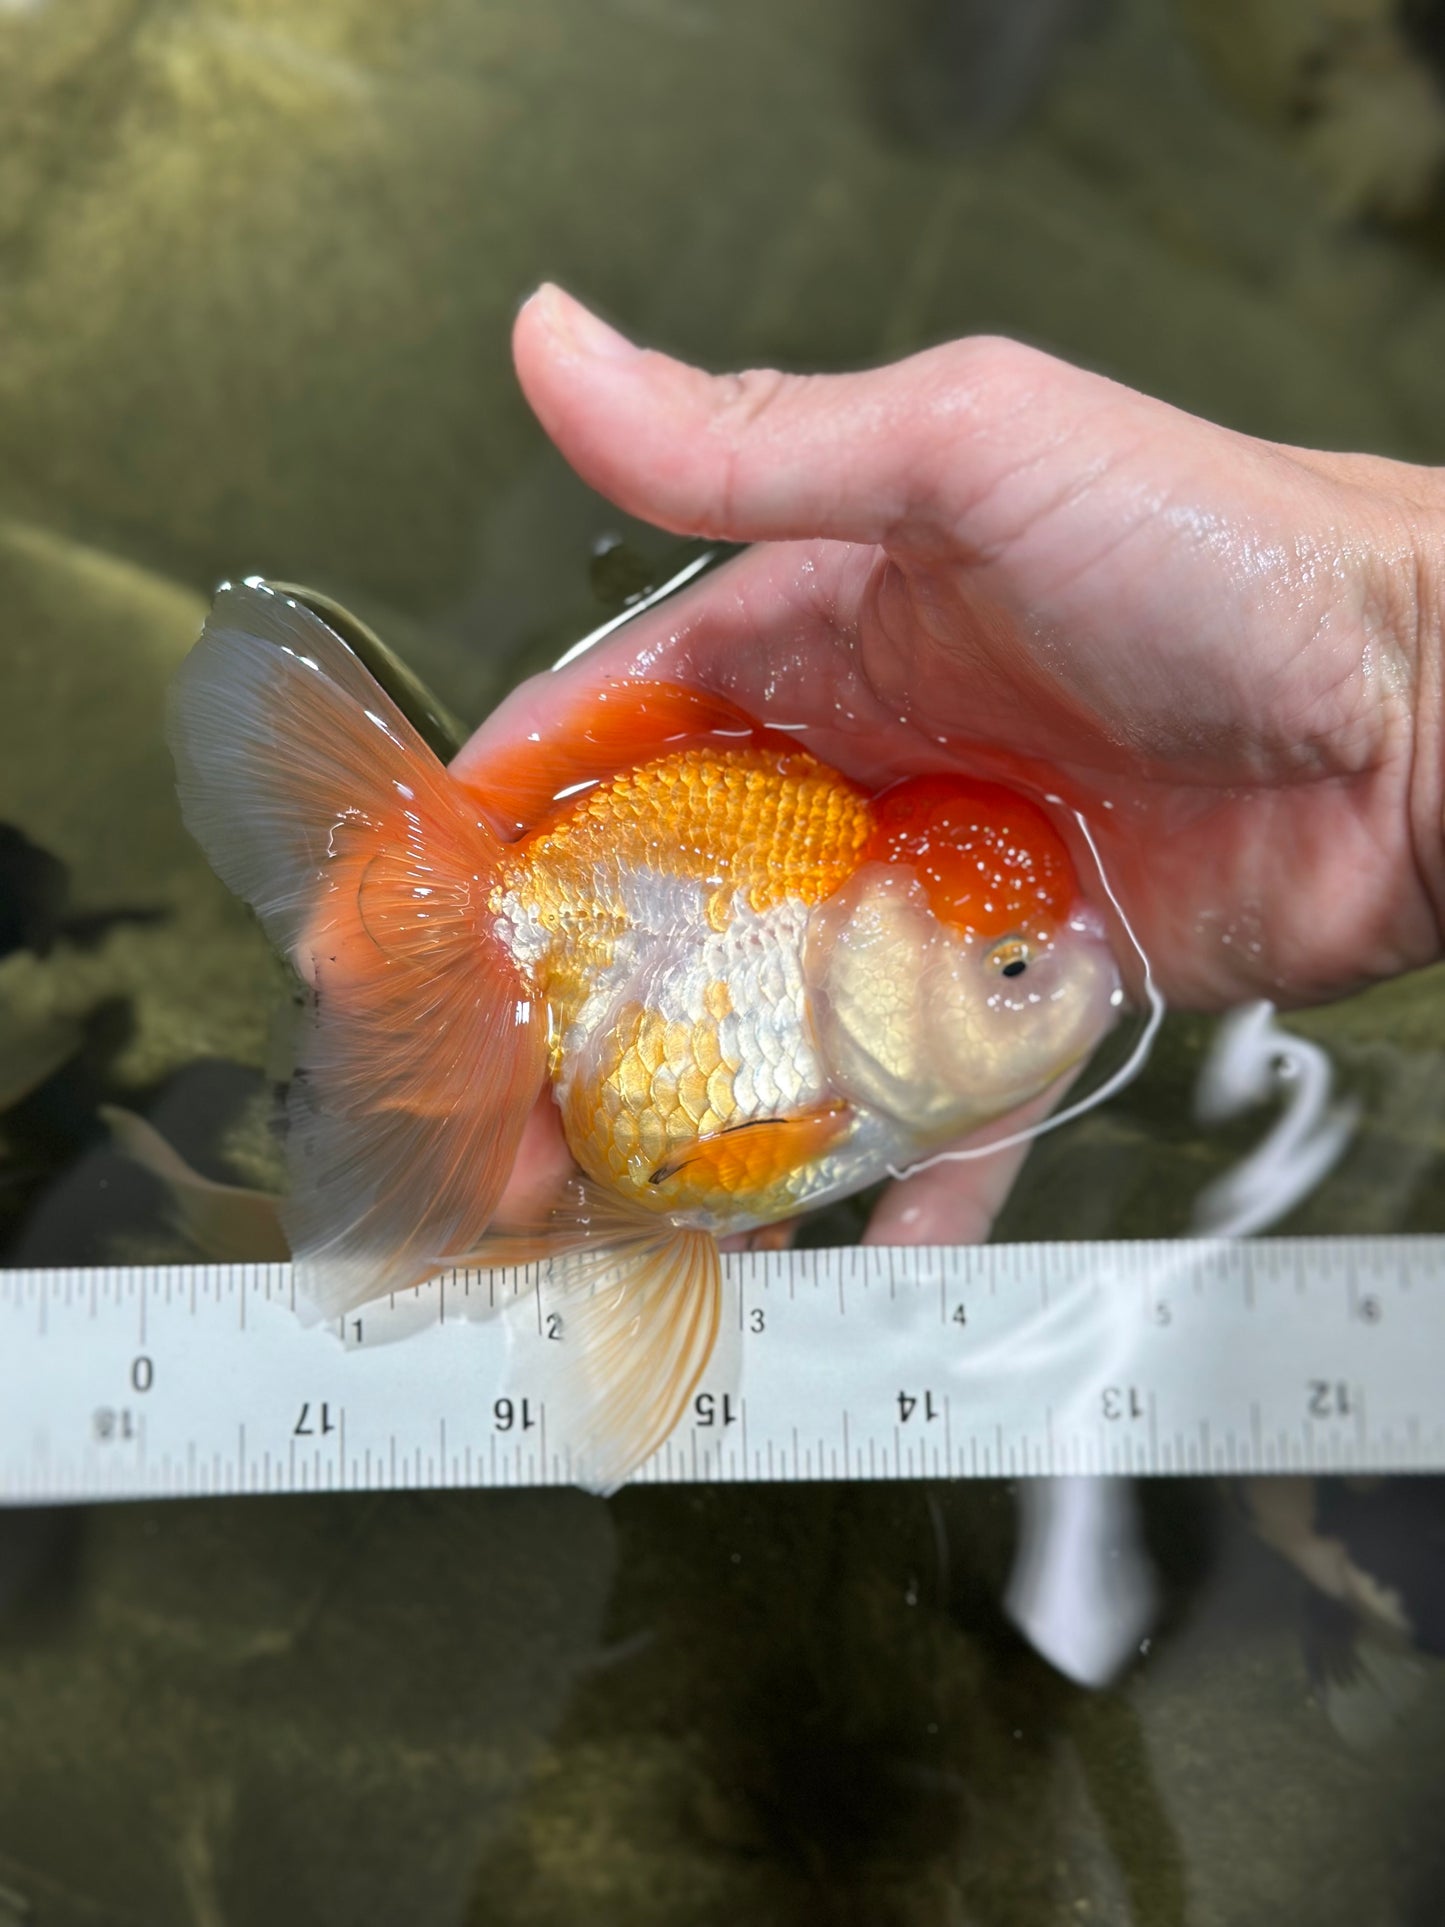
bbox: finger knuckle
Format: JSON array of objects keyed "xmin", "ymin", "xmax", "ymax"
[
  {"xmin": 712, "ymin": 365, "xmax": 794, "ymax": 435},
  {"xmin": 939, "ymin": 333, "xmax": 1061, "ymax": 420},
  {"xmin": 707, "ymin": 366, "xmax": 800, "ymax": 527}
]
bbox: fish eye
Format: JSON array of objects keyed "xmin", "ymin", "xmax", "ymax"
[{"xmin": 988, "ymin": 937, "xmax": 1030, "ymax": 979}]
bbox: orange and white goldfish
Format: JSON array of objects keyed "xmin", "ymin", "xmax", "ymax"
[{"xmin": 168, "ymin": 580, "xmax": 1120, "ymax": 1486}]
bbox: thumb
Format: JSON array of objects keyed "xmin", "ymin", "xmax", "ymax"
[{"xmin": 512, "ymin": 284, "xmax": 1073, "ymax": 551}]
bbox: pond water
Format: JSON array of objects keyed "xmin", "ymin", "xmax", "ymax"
[{"xmin": 3, "ymin": 1, "xmax": 1445, "ymax": 1921}]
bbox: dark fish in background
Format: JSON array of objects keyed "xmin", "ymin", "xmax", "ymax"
[
  {"xmin": 0, "ymin": 1006, "xmax": 82, "ymax": 1116},
  {"xmin": 0, "ymin": 824, "xmax": 139, "ymax": 1252},
  {"xmin": 99, "ymin": 1103, "xmax": 287, "ymax": 1262},
  {"xmin": 0, "ymin": 821, "xmax": 162, "ymax": 959},
  {"xmin": 0, "ymin": 824, "xmax": 68, "ymax": 961},
  {"xmin": 0, "ymin": 1508, "xmax": 70, "ymax": 1619},
  {"xmin": 1244, "ymin": 1476, "xmax": 1445, "ymax": 1746},
  {"xmin": 8, "ymin": 1059, "xmax": 280, "ymax": 1268},
  {"xmin": 1403, "ymin": 0, "xmax": 1445, "ymax": 85}
]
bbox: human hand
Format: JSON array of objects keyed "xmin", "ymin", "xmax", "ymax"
[{"xmin": 462, "ymin": 286, "xmax": 1445, "ymax": 1241}]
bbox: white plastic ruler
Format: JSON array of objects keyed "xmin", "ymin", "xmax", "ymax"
[{"xmin": 1, "ymin": 1237, "xmax": 1442, "ymax": 1503}]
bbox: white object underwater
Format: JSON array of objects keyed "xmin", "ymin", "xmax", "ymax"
[{"xmin": 1005, "ymin": 999, "xmax": 1363, "ymax": 1685}]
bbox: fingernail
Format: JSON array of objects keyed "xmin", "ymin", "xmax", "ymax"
[{"xmin": 529, "ymin": 283, "xmax": 639, "ymax": 361}]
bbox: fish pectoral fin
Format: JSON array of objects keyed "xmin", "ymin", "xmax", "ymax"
[
  {"xmin": 507, "ymin": 1215, "xmax": 730, "ymax": 1494},
  {"xmin": 649, "ymin": 1103, "xmax": 852, "ymax": 1199}
]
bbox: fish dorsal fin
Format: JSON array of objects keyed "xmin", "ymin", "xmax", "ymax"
[
  {"xmin": 167, "ymin": 580, "xmax": 548, "ymax": 1316},
  {"xmin": 457, "ymin": 679, "xmax": 775, "ymax": 838},
  {"xmin": 497, "ymin": 1187, "xmax": 733, "ymax": 1492}
]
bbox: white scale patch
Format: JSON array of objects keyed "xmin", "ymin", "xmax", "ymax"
[
  {"xmin": 494, "ymin": 860, "xmax": 927, "ymax": 1228},
  {"xmin": 495, "ymin": 863, "xmax": 829, "ymax": 1125}
]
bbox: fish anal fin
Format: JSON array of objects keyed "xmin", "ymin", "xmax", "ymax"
[
  {"xmin": 650, "ymin": 1103, "xmax": 851, "ymax": 1209},
  {"xmin": 455, "ymin": 679, "xmax": 779, "ymax": 837},
  {"xmin": 507, "ymin": 1212, "xmax": 730, "ymax": 1493}
]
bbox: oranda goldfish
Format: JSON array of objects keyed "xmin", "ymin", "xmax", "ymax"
[{"xmin": 169, "ymin": 580, "xmax": 1121, "ymax": 1486}]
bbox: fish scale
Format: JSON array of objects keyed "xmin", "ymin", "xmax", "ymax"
[{"xmin": 495, "ymin": 745, "xmax": 870, "ymax": 1215}]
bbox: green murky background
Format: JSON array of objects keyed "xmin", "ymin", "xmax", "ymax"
[{"xmin": 4, "ymin": 1, "xmax": 1445, "ymax": 1920}]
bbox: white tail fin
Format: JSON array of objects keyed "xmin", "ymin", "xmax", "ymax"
[{"xmin": 168, "ymin": 580, "xmax": 547, "ymax": 1315}]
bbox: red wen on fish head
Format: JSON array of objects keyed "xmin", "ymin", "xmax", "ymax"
[
  {"xmin": 863, "ymin": 774, "xmax": 1077, "ymax": 944},
  {"xmin": 805, "ymin": 771, "xmax": 1116, "ymax": 1142}
]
